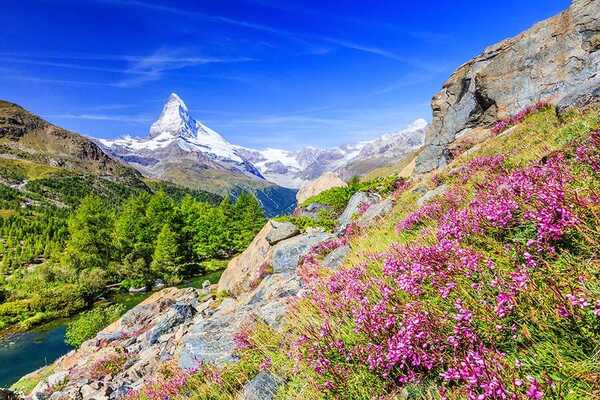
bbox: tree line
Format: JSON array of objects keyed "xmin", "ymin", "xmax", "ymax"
[{"xmin": 0, "ymin": 191, "xmax": 266, "ymax": 330}]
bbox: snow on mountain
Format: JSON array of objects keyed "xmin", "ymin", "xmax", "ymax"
[
  {"xmin": 237, "ymin": 118, "xmax": 428, "ymax": 188},
  {"xmin": 99, "ymin": 93, "xmax": 251, "ymax": 176},
  {"xmin": 98, "ymin": 93, "xmax": 428, "ymax": 190}
]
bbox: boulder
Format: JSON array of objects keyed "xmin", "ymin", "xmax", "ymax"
[
  {"xmin": 178, "ymin": 304, "xmax": 240, "ymax": 369},
  {"xmin": 296, "ymin": 172, "xmax": 346, "ymax": 204},
  {"xmin": 357, "ymin": 198, "xmax": 394, "ymax": 228},
  {"xmin": 146, "ymin": 302, "xmax": 195, "ymax": 344},
  {"xmin": 240, "ymin": 372, "xmax": 281, "ymax": 400},
  {"xmin": 415, "ymin": 0, "xmax": 600, "ymax": 173},
  {"xmin": 218, "ymin": 222, "xmax": 274, "ymax": 297},
  {"xmin": 265, "ymin": 220, "xmax": 299, "ymax": 245},
  {"xmin": 337, "ymin": 191, "xmax": 379, "ymax": 231},
  {"xmin": 272, "ymin": 231, "xmax": 333, "ymax": 273}
]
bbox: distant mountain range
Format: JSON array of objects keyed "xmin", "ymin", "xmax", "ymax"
[
  {"xmin": 0, "ymin": 94, "xmax": 426, "ymax": 217},
  {"xmin": 98, "ymin": 93, "xmax": 427, "ymax": 189}
]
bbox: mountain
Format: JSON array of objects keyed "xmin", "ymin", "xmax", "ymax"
[
  {"xmin": 0, "ymin": 100, "xmax": 142, "ymax": 185},
  {"xmin": 99, "ymin": 94, "xmax": 426, "ymax": 193},
  {"xmin": 238, "ymin": 119, "xmax": 427, "ymax": 188},
  {"xmin": 98, "ymin": 93, "xmax": 296, "ymax": 216},
  {"xmin": 0, "ymin": 100, "xmax": 221, "ymax": 209},
  {"xmin": 99, "ymin": 93, "xmax": 264, "ymax": 181}
]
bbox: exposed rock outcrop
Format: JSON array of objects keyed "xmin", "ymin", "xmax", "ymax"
[
  {"xmin": 272, "ymin": 231, "xmax": 334, "ymax": 273},
  {"xmin": 415, "ymin": 0, "xmax": 600, "ymax": 173},
  {"xmin": 265, "ymin": 221, "xmax": 300, "ymax": 245},
  {"xmin": 337, "ymin": 191, "xmax": 380, "ymax": 231},
  {"xmin": 26, "ymin": 218, "xmax": 340, "ymax": 399},
  {"xmin": 296, "ymin": 172, "xmax": 347, "ymax": 204},
  {"xmin": 218, "ymin": 222, "xmax": 276, "ymax": 297}
]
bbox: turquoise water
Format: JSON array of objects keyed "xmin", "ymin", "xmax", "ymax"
[{"xmin": 0, "ymin": 322, "xmax": 72, "ymax": 388}]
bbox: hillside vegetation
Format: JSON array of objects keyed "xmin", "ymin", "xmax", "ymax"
[
  {"xmin": 126, "ymin": 105, "xmax": 599, "ymax": 399},
  {"xmin": 0, "ymin": 160, "xmax": 266, "ymax": 332}
]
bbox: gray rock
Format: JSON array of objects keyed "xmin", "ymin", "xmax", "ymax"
[
  {"xmin": 415, "ymin": 0, "xmax": 600, "ymax": 174},
  {"xmin": 152, "ymin": 279, "xmax": 165, "ymax": 290},
  {"xmin": 416, "ymin": 185, "xmax": 448, "ymax": 207},
  {"xmin": 337, "ymin": 191, "xmax": 379, "ymax": 230},
  {"xmin": 357, "ymin": 198, "xmax": 393, "ymax": 228},
  {"xmin": 411, "ymin": 185, "xmax": 429, "ymax": 196},
  {"xmin": 147, "ymin": 303, "xmax": 195, "ymax": 344},
  {"xmin": 265, "ymin": 221, "xmax": 300, "ymax": 245},
  {"xmin": 271, "ymin": 232, "xmax": 333, "ymax": 273},
  {"xmin": 321, "ymin": 245, "xmax": 350, "ymax": 270},
  {"xmin": 557, "ymin": 84, "xmax": 600, "ymax": 115},
  {"xmin": 241, "ymin": 372, "xmax": 281, "ymax": 400},
  {"xmin": 128, "ymin": 286, "xmax": 147, "ymax": 294},
  {"xmin": 179, "ymin": 314, "xmax": 239, "ymax": 369}
]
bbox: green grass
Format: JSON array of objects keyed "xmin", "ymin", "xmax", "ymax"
[{"xmin": 10, "ymin": 365, "xmax": 56, "ymax": 395}]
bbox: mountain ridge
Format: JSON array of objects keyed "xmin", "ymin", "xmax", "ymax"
[{"xmin": 98, "ymin": 93, "xmax": 427, "ymax": 189}]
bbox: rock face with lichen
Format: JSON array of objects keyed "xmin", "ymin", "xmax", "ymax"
[{"xmin": 415, "ymin": 0, "xmax": 600, "ymax": 173}]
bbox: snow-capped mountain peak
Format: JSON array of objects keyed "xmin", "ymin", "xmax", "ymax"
[
  {"xmin": 149, "ymin": 93, "xmax": 196, "ymax": 140},
  {"xmin": 97, "ymin": 93, "xmax": 428, "ymax": 189},
  {"xmin": 99, "ymin": 93, "xmax": 251, "ymax": 176}
]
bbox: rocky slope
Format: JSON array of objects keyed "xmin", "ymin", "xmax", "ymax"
[
  {"xmin": 20, "ymin": 185, "xmax": 396, "ymax": 399},
  {"xmin": 415, "ymin": 0, "xmax": 600, "ymax": 173},
  {"xmin": 0, "ymin": 101, "xmax": 142, "ymax": 186}
]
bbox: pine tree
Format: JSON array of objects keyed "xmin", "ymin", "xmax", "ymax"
[
  {"xmin": 113, "ymin": 192, "xmax": 153, "ymax": 262},
  {"xmin": 234, "ymin": 193, "xmax": 266, "ymax": 250},
  {"xmin": 150, "ymin": 224, "xmax": 181, "ymax": 282},
  {"xmin": 146, "ymin": 191, "xmax": 175, "ymax": 239},
  {"xmin": 62, "ymin": 195, "xmax": 114, "ymax": 271}
]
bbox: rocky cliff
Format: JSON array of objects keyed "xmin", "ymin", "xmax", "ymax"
[{"xmin": 415, "ymin": 0, "xmax": 600, "ymax": 173}]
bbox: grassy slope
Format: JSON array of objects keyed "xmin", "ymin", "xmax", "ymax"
[{"xmin": 141, "ymin": 106, "xmax": 600, "ymax": 400}]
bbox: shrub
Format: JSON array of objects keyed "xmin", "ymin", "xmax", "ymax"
[
  {"xmin": 65, "ymin": 304, "xmax": 125, "ymax": 347},
  {"xmin": 89, "ymin": 351, "xmax": 128, "ymax": 380}
]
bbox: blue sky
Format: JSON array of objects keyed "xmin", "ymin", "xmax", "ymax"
[{"xmin": 1, "ymin": 0, "xmax": 569, "ymax": 150}]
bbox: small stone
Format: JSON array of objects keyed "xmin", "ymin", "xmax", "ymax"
[
  {"xmin": 265, "ymin": 221, "xmax": 299, "ymax": 245},
  {"xmin": 240, "ymin": 372, "xmax": 281, "ymax": 400}
]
